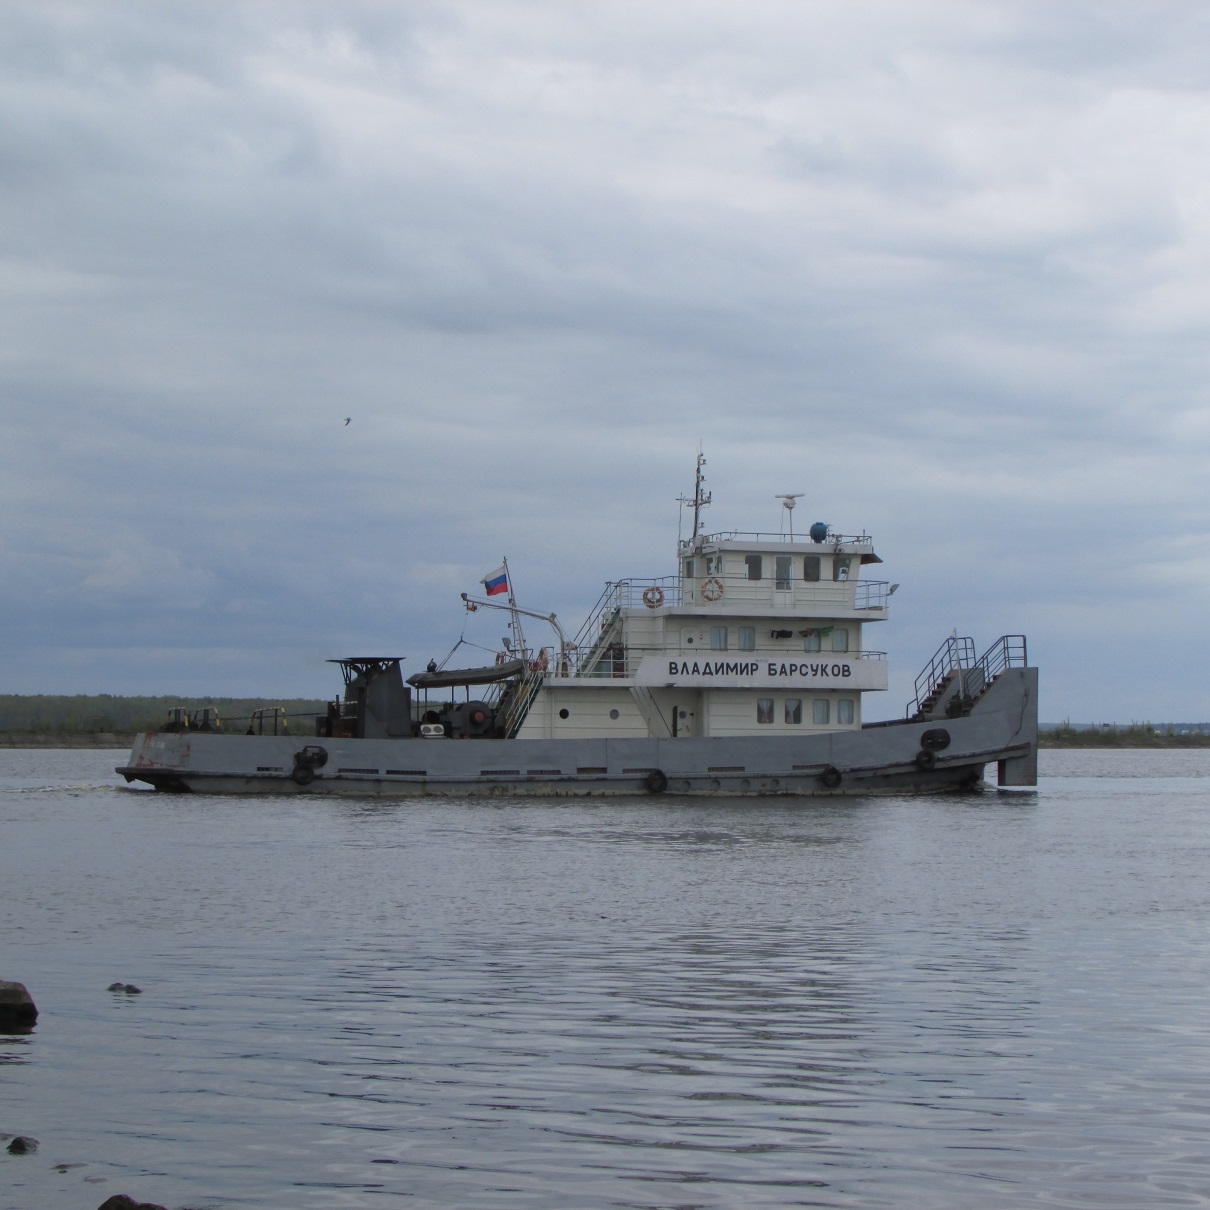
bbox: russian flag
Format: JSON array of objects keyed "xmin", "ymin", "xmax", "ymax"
[{"xmin": 482, "ymin": 565, "xmax": 509, "ymax": 597}]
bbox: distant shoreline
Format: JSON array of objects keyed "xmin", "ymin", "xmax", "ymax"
[
  {"xmin": 0, "ymin": 733, "xmax": 135, "ymax": 748},
  {"xmin": 3, "ymin": 730, "xmax": 1210, "ymax": 751},
  {"xmin": 1040, "ymin": 734, "xmax": 1210, "ymax": 749}
]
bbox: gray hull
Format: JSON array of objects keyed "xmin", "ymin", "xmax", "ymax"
[{"xmin": 118, "ymin": 669, "xmax": 1037, "ymax": 797}]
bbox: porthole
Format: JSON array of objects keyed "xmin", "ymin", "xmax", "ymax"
[
  {"xmin": 609, "ymin": 708, "xmax": 620, "ymax": 720},
  {"xmin": 558, "ymin": 708, "xmax": 570, "ymax": 719}
]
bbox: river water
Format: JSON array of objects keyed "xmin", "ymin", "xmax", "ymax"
[{"xmin": 2, "ymin": 749, "xmax": 1210, "ymax": 1209}]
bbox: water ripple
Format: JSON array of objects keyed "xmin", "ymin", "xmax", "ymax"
[{"xmin": 2, "ymin": 749, "xmax": 1210, "ymax": 1207}]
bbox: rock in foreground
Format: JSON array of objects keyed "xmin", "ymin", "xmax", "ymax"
[
  {"xmin": 97, "ymin": 1197, "xmax": 168, "ymax": 1210},
  {"xmin": 0, "ymin": 981, "xmax": 37, "ymax": 1030}
]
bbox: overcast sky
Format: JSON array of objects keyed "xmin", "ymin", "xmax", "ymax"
[{"xmin": 4, "ymin": 0, "xmax": 1209, "ymax": 722}]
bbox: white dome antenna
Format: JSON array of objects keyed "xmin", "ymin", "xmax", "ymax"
[{"xmin": 776, "ymin": 493, "xmax": 804, "ymax": 539}]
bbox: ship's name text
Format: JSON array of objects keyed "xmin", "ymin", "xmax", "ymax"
[{"xmin": 668, "ymin": 660, "xmax": 852, "ymax": 678}]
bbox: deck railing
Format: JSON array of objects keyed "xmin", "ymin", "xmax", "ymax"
[
  {"xmin": 683, "ymin": 530, "xmax": 873, "ymax": 547},
  {"xmin": 571, "ymin": 576, "xmax": 889, "ymax": 627},
  {"xmin": 680, "ymin": 577, "xmax": 890, "ymax": 610},
  {"xmin": 906, "ymin": 634, "xmax": 1029, "ymax": 718},
  {"xmin": 908, "ymin": 635, "xmax": 977, "ymax": 717},
  {"xmin": 965, "ymin": 635, "xmax": 1028, "ymax": 696}
]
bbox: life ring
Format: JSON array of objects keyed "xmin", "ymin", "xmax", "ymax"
[
  {"xmin": 915, "ymin": 749, "xmax": 937, "ymax": 771},
  {"xmin": 701, "ymin": 577, "xmax": 724, "ymax": 602},
  {"xmin": 645, "ymin": 769, "xmax": 669, "ymax": 794},
  {"xmin": 642, "ymin": 586, "xmax": 664, "ymax": 609},
  {"xmin": 820, "ymin": 766, "xmax": 842, "ymax": 789}
]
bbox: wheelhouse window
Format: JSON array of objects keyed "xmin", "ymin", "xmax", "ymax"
[
  {"xmin": 705, "ymin": 554, "xmax": 721, "ymax": 576},
  {"xmin": 745, "ymin": 554, "xmax": 763, "ymax": 581},
  {"xmin": 757, "ymin": 698, "xmax": 774, "ymax": 724},
  {"xmin": 837, "ymin": 699, "xmax": 855, "ymax": 725},
  {"xmin": 737, "ymin": 626, "xmax": 756, "ymax": 651},
  {"xmin": 785, "ymin": 698, "xmax": 802, "ymax": 724},
  {"xmin": 710, "ymin": 625, "xmax": 728, "ymax": 651},
  {"xmin": 813, "ymin": 698, "xmax": 830, "ymax": 725},
  {"xmin": 831, "ymin": 627, "xmax": 849, "ymax": 653},
  {"xmin": 803, "ymin": 631, "xmax": 822, "ymax": 653},
  {"xmin": 833, "ymin": 557, "xmax": 851, "ymax": 582},
  {"xmin": 684, "ymin": 558, "xmax": 694, "ymax": 579},
  {"xmin": 775, "ymin": 555, "xmax": 792, "ymax": 590},
  {"xmin": 803, "ymin": 555, "xmax": 821, "ymax": 582}
]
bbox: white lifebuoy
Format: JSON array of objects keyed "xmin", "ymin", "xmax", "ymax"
[
  {"xmin": 642, "ymin": 586, "xmax": 664, "ymax": 608},
  {"xmin": 701, "ymin": 577, "xmax": 724, "ymax": 602}
]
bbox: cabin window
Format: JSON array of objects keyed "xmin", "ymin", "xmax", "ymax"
[
  {"xmin": 785, "ymin": 698, "xmax": 802, "ymax": 724},
  {"xmin": 831, "ymin": 627, "xmax": 849, "ymax": 653},
  {"xmin": 837, "ymin": 699, "xmax": 855, "ymax": 725},
  {"xmin": 757, "ymin": 698, "xmax": 774, "ymax": 724},
  {"xmin": 803, "ymin": 555, "xmax": 821, "ymax": 582},
  {"xmin": 737, "ymin": 626, "xmax": 756, "ymax": 651},
  {"xmin": 803, "ymin": 631, "xmax": 822, "ymax": 653},
  {"xmin": 710, "ymin": 626, "xmax": 728, "ymax": 651},
  {"xmin": 813, "ymin": 699, "xmax": 830, "ymax": 725},
  {"xmin": 775, "ymin": 555, "xmax": 792, "ymax": 590},
  {"xmin": 833, "ymin": 557, "xmax": 851, "ymax": 582},
  {"xmin": 684, "ymin": 558, "xmax": 694, "ymax": 579},
  {"xmin": 705, "ymin": 554, "xmax": 722, "ymax": 576},
  {"xmin": 745, "ymin": 554, "xmax": 763, "ymax": 580}
]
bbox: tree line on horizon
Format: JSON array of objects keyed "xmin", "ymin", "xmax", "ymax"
[
  {"xmin": 0, "ymin": 694, "xmax": 329, "ymax": 735},
  {"xmin": 1041, "ymin": 721, "xmax": 1210, "ymax": 748}
]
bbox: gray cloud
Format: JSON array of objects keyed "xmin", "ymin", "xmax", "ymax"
[{"xmin": 2, "ymin": 1, "xmax": 1209, "ymax": 719}]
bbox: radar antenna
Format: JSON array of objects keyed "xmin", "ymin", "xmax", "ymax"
[{"xmin": 775, "ymin": 492, "xmax": 804, "ymax": 539}]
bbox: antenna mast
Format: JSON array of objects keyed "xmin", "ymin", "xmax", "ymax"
[
  {"xmin": 676, "ymin": 446, "xmax": 712, "ymax": 543},
  {"xmin": 691, "ymin": 447, "xmax": 711, "ymax": 539}
]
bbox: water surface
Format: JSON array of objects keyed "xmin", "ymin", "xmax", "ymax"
[{"xmin": 2, "ymin": 749, "xmax": 1210, "ymax": 1208}]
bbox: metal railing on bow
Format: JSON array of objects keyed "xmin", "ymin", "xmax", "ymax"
[
  {"xmin": 964, "ymin": 635, "xmax": 1028, "ymax": 698},
  {"xmin": 908, "ymin": 635, "xmax": 976, "ymax": 717}
]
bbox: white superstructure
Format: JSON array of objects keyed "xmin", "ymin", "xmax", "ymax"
[{"xmin": 518, "ymin": 525, "xmax": 891, "ymax": 741}]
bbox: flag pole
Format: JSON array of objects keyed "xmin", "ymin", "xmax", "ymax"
[{"xmin": 502, "ymin": 556, "xmax": 528, "ymax": 658}]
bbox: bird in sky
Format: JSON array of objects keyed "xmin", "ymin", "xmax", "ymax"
[{"xmin": 344, "ymin": 417, "xmax": 351, "ymax": 425}]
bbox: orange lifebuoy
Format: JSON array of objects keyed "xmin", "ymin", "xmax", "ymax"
[
  {"xmin": 642, "ymin": 586, "xmax": 664, "ymax": 608},
  {"xmin": 701, "ymin": 577, "xmax": 724, "ymax": 602}
]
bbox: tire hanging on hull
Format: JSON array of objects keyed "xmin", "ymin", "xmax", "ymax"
[{"xmin": 645, "ymin": 769, "xmax": 669, "ymax": 794}]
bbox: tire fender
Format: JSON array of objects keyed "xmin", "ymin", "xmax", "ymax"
[{"xmin": 645, "ymin": 769, "xmax": 669, "ymax": 794}]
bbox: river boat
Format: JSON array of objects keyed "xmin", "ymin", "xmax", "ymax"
[{"xmin": 117, "ymin": 456, "xmax": 1037, "ymax": 796}]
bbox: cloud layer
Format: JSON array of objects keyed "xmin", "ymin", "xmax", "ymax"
[{"xmin": 3, "ymin": 1, "xmax": 1210, "ymax": 720}]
